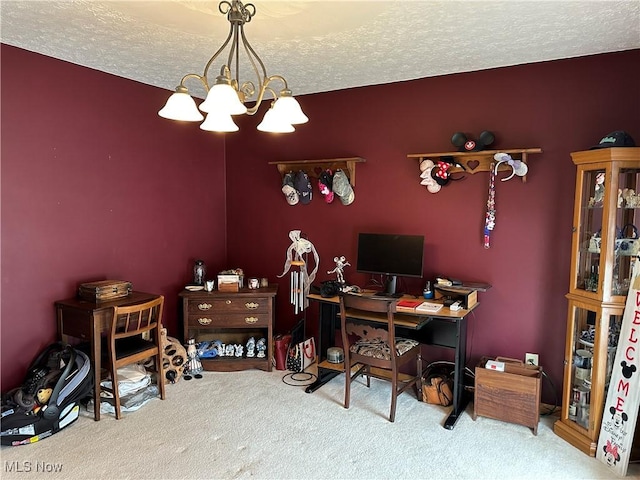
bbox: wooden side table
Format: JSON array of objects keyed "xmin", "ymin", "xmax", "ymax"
[
  {"xmin": 55, "ymin": 291, "xmax": 160, "ymax": 421},
  {"xmin": 179, "ymin": 285, "xmax": 277, "ymax": 372}
]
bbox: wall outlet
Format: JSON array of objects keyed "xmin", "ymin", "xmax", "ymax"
[{"xmin": 525, "ymin": 353, "xmax": 539, "ymax": 366}]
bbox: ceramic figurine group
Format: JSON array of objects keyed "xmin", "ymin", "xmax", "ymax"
[
  {"xmin": 588, "ymin": 175, "xmax": 640, "ymax": 208},
  {"xmin": 196, "ymin": 337, "xmax": 267, "ymax": 359},
  {"xmin": 618, "ymin": 188, "xmax": 640, "ymax": 208}
]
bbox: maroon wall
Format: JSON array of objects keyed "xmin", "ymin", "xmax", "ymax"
[
  {"xmin": 1, "ymin": 45, "xmax": 228, "ymax": 390},
  {"xmin": 2, "ymin": 44, "xmax": 639, "ymax": 406},
  {"xmin": 225, "ymin": 50, "xmax": 640, "ymax": 404}
]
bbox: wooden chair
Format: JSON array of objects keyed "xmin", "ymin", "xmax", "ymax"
[
  {"xmin": 101, "ymin": 296, "xmax": 166, "ymax": 419},
  {"xmin": 339, "ymin": 294, "xmax": 422, "ymax": 422}
]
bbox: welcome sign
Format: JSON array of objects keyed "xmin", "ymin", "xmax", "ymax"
[{"xmin": 597, "ymin": 260, "xmax": 640, "ymax": 476}]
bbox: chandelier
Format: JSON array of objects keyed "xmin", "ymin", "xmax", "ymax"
[{"xmin": 158, "ymin": 0, "xmax": 308, "ymax": 133}]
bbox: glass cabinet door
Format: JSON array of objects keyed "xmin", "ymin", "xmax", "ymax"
[
  {"xmin": 613, "ymin": 168, "xmax": 640, "ymax": 296},
  {"xmin": 577, "ymin": 169, "xmax": 604, "ymax": 294},
  {"xmin": 567, "ymin": 304, "xmax": 622, "ymax": 430},
  {"xmin": 575, "ymin": 166, "xmax": 640, "ymax": 299}
]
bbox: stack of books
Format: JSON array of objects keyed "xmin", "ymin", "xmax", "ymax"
[
  {"xmin": 396, "ymin": 299, "xmax": 423, "ymax": 313},
  {"xmin": 416, "ymin": 301, "xmax": 444, "ymax": 313},
  {"xmin": 396, "ymin": 300, "xmax": 443, "ymax": 313}
]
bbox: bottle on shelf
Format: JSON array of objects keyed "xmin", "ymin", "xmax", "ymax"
[
  {"xmin": 193, "ymin": 260, "xmax": 206, "ymax": 286},
  {"xmin": 423, "ymin": 281, "xmax": 434, "ymax": 299}
]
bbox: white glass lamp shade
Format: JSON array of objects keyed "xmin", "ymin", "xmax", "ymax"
[
  {"xmin": 200, "ymin": 110, "xmax": 239, "ymax": 133},
  {"xmin": 158, "ymin": 90, "xmax": 204, "ymax": 122},
  {"xmin": 257, "ymin": 107, "xmax": 295, "ymax": 133},
  {"xmin": 199, "ymin": 83, "xmax": 247, "ymax": 115},
  {"xmin": 271, "ymin": 95, "xmax": 308, "ymax": 125}
]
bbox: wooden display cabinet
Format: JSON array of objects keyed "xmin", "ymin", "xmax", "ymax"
[
  {"xmin": 179, "ymin": 286, "xmax": 277, "ymax": 372},
  {"xmin": 554, "ymin": 147, "xmax": 640, "ymax": 455}
]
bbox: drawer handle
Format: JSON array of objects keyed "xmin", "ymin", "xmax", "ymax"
[
  {"xmin": 245, "ymin": 302, "xmax": 259, "ymax": 310},
  {"xmin": 245, "ymin": 317, "xmax": 259, "ymax": 324},
  {"xmin": 197, "ymin": 317, "xmax": 213, "ymax": 325},
  {"xmin": 226, "ymin": 300, "xmax": 232, "ymax": 305},
  {"xmin": 198, "ymin": 303, "xmax": 212, "ymax": 311}
]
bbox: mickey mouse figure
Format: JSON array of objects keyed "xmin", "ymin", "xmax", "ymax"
[{"xmin": 451, "ymin": 131, "xmax": 495, "ymax": 152}]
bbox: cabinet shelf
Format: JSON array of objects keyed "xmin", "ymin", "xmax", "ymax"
[
  {"xmin": 554, "ymin": 147, "xmax": 640, "ymax": 457},
  {"xmin": 407, "ymin": 148, "xmax": 542, "ymax": 183},
  {"xmin": 269, "ymin": 157, "xmax": 365, "ymax": 186}
]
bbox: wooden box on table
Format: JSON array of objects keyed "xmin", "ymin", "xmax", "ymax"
[{"xmin": 78, "ymin": 280, "xmax": 132, "ymax": 302}]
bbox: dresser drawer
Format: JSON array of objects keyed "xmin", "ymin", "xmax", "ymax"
[
  {"xmin": 187, "ymin": 297, "xmax": 269, "ymax": 314},
  {"xmin": 188, "ymin": 313, "xmax": 270, "ymax": 328}
]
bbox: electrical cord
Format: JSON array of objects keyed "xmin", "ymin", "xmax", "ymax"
[
  {"xmin": 538, "ymin": 366, "xmax": 559, "ymax": 416},
  {"xmin": 282, "ymin": 370, "xmax": 317, "ymax": 387},
  {"xmin": 523, "ymin": 357, "xmax": 559, "ymax": 415}
]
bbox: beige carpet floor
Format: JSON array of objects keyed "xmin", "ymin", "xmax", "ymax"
[{"xmin": 1, "ymin": 366, "xmax": 638, "ymax": 480}]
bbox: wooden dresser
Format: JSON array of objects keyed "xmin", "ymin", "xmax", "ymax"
[{"xmin": 179, "ymin": 286, "xmax": 277, "ymax": 372}]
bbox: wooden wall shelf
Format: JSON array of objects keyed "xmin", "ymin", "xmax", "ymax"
[
  {"xmin": 407, "ymin": 148, "xmax": 542, "ymax": 183},
  {"xmin": 269, "ymin": 157, "xmax": 366, "ymax": 186}
]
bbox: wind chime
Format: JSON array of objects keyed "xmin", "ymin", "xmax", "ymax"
[{"xmin": 277, "ymin": 230, "xmax": 319, "ymax": 313}]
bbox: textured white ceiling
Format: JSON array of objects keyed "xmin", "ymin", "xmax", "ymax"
[{"xmin": 2, "ymin": 1, "xmax": 639, "ymax": 100}]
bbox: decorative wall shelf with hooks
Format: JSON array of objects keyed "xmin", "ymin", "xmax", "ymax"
[
  {"xmin": 407, "ymin": 148, "xmax": 542, "ymax": 183},
  {"xmin": 269, "ymin": 157, "xmax": 366, "ymax": 186}
]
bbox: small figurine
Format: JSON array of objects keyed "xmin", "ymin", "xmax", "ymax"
[
  {"xmin": 327, "ymin": 255, "xmax": 350, "ymax": 285},
  {"xmin": 183, "ymin": 338, "xmax": 203, "ymax": 380},
  {"xmin": 234, "ymin": 344, "xmax": 244, "ymax": 357},
  {"xmin": 623, "ymin": 188, "xmax": 640, "ymax": 208},
  {"xmin": 216, "ymin": 341, "xmax": 226, "ymax": 357},
  {"xmin": 256, "ymin": 338, "xmax": 267, "ymax": 358},
  {"xmin": 593, "ymin": 172, "xmax": 605, "ymax": 205},
  {"xmin": 246, "ymin": 337, "xmax": 256, "ymax": 357},
  {"xmin": 225, "ymin": 344, "xmax": 235, "ymax": 357},
  {"xmin": 197, "ymin": 341, "xmax": 218, "ymax": 358},
  {"xmin": 193, "ymin": 260, "xmax": 206, "ymax": 286}
]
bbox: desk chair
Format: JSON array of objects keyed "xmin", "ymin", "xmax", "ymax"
[
  {"xmin": 102, "ymin": 296, "xmax": 166, "ymax": 419},
  {"xmin": 339, "ymin": 294, "xmax": 422, "ymax": 422}
]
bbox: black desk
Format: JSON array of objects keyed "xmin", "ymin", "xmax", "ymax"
[{"xmin": 306, "ymin": 293, "xmax": 478, "ymax": 430}]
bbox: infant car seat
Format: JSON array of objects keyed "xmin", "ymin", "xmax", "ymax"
[{"xmin": 1, "ymin": 342, "xmax": 93, "ymax": 446}]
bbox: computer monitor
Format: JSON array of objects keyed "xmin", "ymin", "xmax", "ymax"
[{"xmin": 356, "ymin": 232, "xmax": 425, "ymax": 296}]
